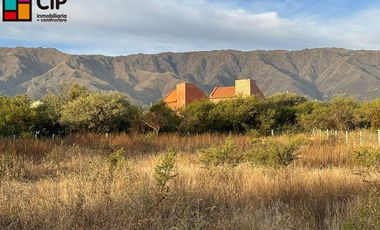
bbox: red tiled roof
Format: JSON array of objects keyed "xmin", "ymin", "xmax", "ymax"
[
  {"xmin": 210, "ymin": 86, "xmax": 236, "ymax": 99},
  {"xmin": 163, "ymin": 90, "xmax": 177, "ymax": 103}
]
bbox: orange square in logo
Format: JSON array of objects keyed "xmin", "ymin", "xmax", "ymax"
[{"xmin": 18, "ymin": 3, "xmax": 30, "ymax": 20}]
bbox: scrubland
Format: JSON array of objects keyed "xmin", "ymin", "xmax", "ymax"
[{"xmin": 1, "ymin": 133, "xmax": 380, "ymax": 229}]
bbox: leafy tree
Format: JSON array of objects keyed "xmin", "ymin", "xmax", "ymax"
[
  {"xmin": 42, "ymin": 84, "xmax": 91, "ymax": 134},
  {"xmin": 60, "ymin": 93, "xmax": 139, "ymax": 133},
  {"xmin": 0, "ymin": 96, "xmax": 33, "ymax": 136},
  {"xmin": 141, "ymin": 101, "xmax": 180, "ymax": 135},
  {"xmin": 209, "ymin": 97, "xmax": 260, "ymax": 133},
  {"xmin": 42, "ymin": 84, "xmax": 90, "ymax": 121},
  {"xmin": 30, "ymin": 101, "xmax": 60, "ymax": 136},
  {"xmin": 298, "ymin": 102, "xmax": 331, "ymax": 130},
  {"xmin": 267, "ymin": 93, "xmax": 307, "ymax": 107},
  {"xmin": 360, "ymin": 99, "xmax": 380, "ymax": 130},
  {"xmin": 255, "ymin": 93, "xmax": 307, "ymax": 134},
  {"xmin": 179, "ymin": 99, "xmax": 215, "ymax": 134},
  {"xmin": 328, "ymin": 97, "xmax": 360, "ymax": 130},
  {"xmin": 298, "ymin": 97, "xmax": 360, "ymax": 130}
]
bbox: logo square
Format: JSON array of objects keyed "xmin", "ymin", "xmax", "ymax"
[
  {"xmin": 4, "ymin": 11, "xmax": 16, "ymax": 20},
  {"xmin": 4, "ymin": 0, "xmax": 16, "ymax": 10},
  {"xmin": 3, "ymin": 0, "xmax": 32, "ymax": 21}
]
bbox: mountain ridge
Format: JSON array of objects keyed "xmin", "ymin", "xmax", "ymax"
[{"xmin": 1, "ymin": 47, "xmax": 380, "ymax": 104}]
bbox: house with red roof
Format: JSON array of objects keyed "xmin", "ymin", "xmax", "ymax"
[
  {"xmin": 163, "ymin": 82, "xmax": 208, "ymax": 110},
  {"xmin": 163, "ymin": 79, "xmax": 264, "ymax": 110},
  {"xmin": 210, "ymin": 79, "xmax": 264, "ymax": 102}
]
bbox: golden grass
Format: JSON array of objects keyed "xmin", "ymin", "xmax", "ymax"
[{"xmin": 0, "ymin": 133, "xmax": 379, "ymax": 229}]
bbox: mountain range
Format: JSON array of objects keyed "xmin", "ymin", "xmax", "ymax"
[{"xmin": 1, "ymin": 47, "xmax": 380, "ymax": 104}]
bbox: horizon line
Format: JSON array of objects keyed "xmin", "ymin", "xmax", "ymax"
[{"xmin": 2, "ymin": 46, "xmax": 380, "ymax": 57}]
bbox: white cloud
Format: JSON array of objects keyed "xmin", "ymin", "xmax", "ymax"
[{"xmin": 0, "ymin": 0, "xmax": 379, "ymax": 55}]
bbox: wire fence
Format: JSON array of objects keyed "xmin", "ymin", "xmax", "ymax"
[
  {"xmin": 307, "ymin": 129, "xmax": 380, "ymax": 148},
  {"xmin": 8, "ymin": 129, "xmax": 380, "ymax": 149}
]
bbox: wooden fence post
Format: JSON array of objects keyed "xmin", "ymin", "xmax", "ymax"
[
  {"xmin": 271, "ymin": 130, "xmax": 274, "ymax": 137},
  {"xmin": 326, "ymin": 129, "xmax": 329, "ymax": 139}
]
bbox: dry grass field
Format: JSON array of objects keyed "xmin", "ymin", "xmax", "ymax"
[{"xmin": 1, "ymin": 132, "xmax": 380, "ymax": 229}]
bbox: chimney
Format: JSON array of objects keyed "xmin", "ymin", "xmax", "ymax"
[{"xmin": 235, "ymin": 79, "xmax": 264, "ymax": 98}]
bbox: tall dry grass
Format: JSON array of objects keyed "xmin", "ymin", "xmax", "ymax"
[{"xmin": 0, "ymin": 132, "xmax": 379, "ymax": 229}]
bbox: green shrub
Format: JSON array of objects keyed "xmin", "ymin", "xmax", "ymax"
[
  {"xmin": 60, "ymin": 92, "xmax": 139, "ymax": 133},
  {"xmin": 246, "ymin": 138, "xmax": 302, "ymax": 167},
  {"xmin": 351, "ymin": 147, "xmax": 380, "ymax": 168},
  {"xmin": 154, "ymin": 151, "xmax": 178, "ymax": 192},
  {"xmin": 141, "ymin": 101, "xmax": 180, "ymax": 134},
  {"xmin": 108, "ymin": 148, "xmax": 128, "ymax": 168},
  {"xmin": 200, "ymin": 137, "xmax": 243, "ymax": 167},
  {"xmin": 247, "ymin": 129, "xmax": 261, "ymax": 138},
  {"xmin": 344, "ymin": 189, "xmax": 380, "ymax": 229}
]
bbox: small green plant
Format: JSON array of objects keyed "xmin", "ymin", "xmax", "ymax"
[
  {"xmin": 351, "ymin": 147, "xmax": 380, "ymax": 168},
  {"xmin": 247, "ymin": 129, "xmax": 261, "ymax": 138},
  {"xmin": 344, "ymin": 188, "xmax": 380, "ymax": 229},
  {"xmin": 200, "ymin": 137, "xmax": 242, "ymax": 167},
  {"xmin": 154, "ymin": 151, "xmax": 178, "ymax": 193},
  {"xmin": 108, "ymin": 148, "xmax": 128, "ymax": 168},
  {"xmin": 246, "ymin": 138, "xmax": 302, "ymax": 167}
]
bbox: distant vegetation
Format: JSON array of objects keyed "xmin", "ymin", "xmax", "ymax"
[{"xmin": 1, "ymin": 84, "xmax": 380, "ymax": 137}]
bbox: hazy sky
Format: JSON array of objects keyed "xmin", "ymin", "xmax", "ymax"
[{"xmin": 1, "ymin": 0, "xmax": 379, "ymax": 55}]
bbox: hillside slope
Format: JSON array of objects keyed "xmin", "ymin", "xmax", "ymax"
[{"xmin": 1, "ymin": 47, "xmax": 380, "ymax": 104}]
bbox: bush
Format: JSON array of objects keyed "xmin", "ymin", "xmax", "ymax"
[
  {"xmin": 298, "ymin": 97, "xmax": 361, "ymax": 131},
  {"xmin": 179, "ymin": 99, "xmax": 215, "ymax": 134},
  {"xmin": 351, "ymin": 147, "xmax": 380, "ymax": 168},
  {"xmin": 108, "ymin": 148, "xmax": 128, "ymax": 168},
  {"xmin": 208, "ymin": 97, "xmax": 259, "ymax": 133},
  {"xmin": 344, "ymin": 189, "xmax": 380, "ymax": 229},
  {"xmin": 60, "ymin": 93, "xmax": 139, "ymax": 133},
  {"xmin": 140, "ymin": 101, "xmax": 180, "ymax": 134},
  {"xmin": 0, "ymin": 96, "xmax": 34, "ymax": 137},
  {"xmin": 200, "ymin": 137, "xmax": 243, "ymax": 167},
  {"xmin": 154, "ymin": 151, "xmax": 178, "ymax": 192},
  {"xmin": 247, "ymin": 129, "xmax": 261, "ymax": 138},
  {"xmin": 246, "ymin": 138, "xmax": 302, "ymax": 167}
]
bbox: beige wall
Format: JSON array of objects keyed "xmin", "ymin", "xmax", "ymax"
[
  {"xmin": 235, "ymin": 79, "xmax": 253, "ymax": 97},
  {"xmin": 235, "ymin": 79, "xmax": 264, "ymax": 98}
]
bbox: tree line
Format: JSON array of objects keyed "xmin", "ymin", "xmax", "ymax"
[{"xmin": 1, "ymin": 84, "xmax": 380, "ymax": 137}]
